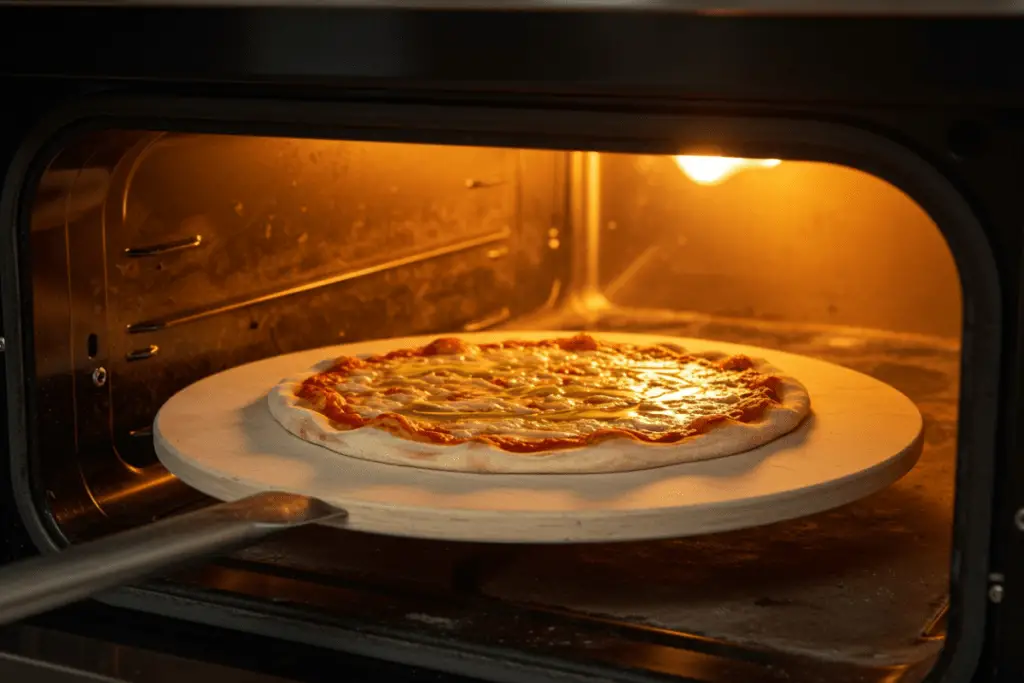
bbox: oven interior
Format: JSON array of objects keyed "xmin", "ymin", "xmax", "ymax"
[{"xmin": 21, "ymin": 130, "xmax": 961, "ymax": 681}]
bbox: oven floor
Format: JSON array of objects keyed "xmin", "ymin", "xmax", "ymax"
[{"xmin": 227, "ymin": 313, "xmax": 955, "ymax": 668}]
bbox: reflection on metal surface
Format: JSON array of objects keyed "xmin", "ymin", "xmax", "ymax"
[
  {"xmin": 674, "ymin": 155, "xmax": 781, "ymax": 186},
  {"xmin": 565, "ymin": 151, "xmax": 605, "ymax": 316},
  {"xmin": 463, "ymin": 307, "xmax": 511, "ymax": 331},
  {"xmin": 125, "ymin": 345, "xmax": 159, "ymax": 361},
  {"xmin": 124, "ymin": 235, "xmax": 203, "ymax": 257},
  {"xmin": 126, "ymin": 229, "xmax": 510, "ymax": 334},
  {"xmin": 128, "ymin": 426, "xmax": 153, "ymax": 438},
  {"xmin": 0, "ymin": 493, "xmax": 345, "ymax": 626},
  {"xmin": 464, "ymin": 178, "xmax": 505, "ymax": 189},
  {"xmin": 920, "ymin": 598, "xmax": 949, "ymax": 640},
  {"xmin": 31, "ymin": 169, "xmax": 111, "ymax": 232},
  {"xmin": 0, "ymin": 652, "xmax": 123, "ymax": 683},
  {"xmin": 92, "ymin": 470, "xmax": 181, "ymax": 509}
]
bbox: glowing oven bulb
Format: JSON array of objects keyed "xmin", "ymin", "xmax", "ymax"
[{"xmin": 674, "ymin": 155, "xmax": 781, "ymax": 185}]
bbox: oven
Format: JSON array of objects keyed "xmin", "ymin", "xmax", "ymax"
[{"xmin": 0, "ymin": 3, "xmax": 1020, "ymax": 682}]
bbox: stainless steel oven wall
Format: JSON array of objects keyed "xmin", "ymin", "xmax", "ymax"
[
  {"xmin": 29, "ymin": 131, "xmax": 566, "ymax": 543},
  {"xmin": 595, "ymin": 155, "xmax": 961, "ymax": 339}
]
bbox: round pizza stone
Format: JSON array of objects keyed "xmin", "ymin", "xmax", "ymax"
[{"xmin": 154, "ymin": 331, "xmax": 923, "ymax": 543}]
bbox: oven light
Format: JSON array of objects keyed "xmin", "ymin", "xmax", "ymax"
[{"xmin": 674, "ymin": 155, "xmax": 781, "ymax": 185}]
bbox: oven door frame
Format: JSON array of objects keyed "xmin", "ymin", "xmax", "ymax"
[{"xmin": 0, "ymin": 90, "xmax": 1010, "ymax": 682}]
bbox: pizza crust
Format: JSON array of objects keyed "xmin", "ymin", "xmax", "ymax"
[{"xmin": 267, "ymin": 349, "xmax": 811, "ymax": 475}]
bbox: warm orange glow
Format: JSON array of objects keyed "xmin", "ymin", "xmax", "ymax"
[{"xmin": 674, "ymin": 155, "xmax": 781, "ymax": 185}]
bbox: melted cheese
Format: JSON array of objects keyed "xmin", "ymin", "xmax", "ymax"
[{"xmin": 327, "ymin": 344, "xmax": 765, "ymax": 439}]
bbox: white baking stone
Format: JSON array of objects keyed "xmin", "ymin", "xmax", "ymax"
[{"xmin": 154, "ymin": 331, "xmax": 923, "ymax": 543}]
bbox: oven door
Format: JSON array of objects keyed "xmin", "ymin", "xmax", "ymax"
[{"xmin": 1, "ymin": 5, "xmax": 1022, "ymax": 683}]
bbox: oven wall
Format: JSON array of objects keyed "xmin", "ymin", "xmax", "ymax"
[
  {"xmin": 28, "ymin": 132, "xmax": 568, "ymax": 538},
  {"xmin": 598, "ymin": 155, "xmax": 961, "ymax": 340}
]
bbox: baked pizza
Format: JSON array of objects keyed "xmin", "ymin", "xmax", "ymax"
[{"xmin": 268, "ymin": 333, "xmax": 811, "ymax": 474}]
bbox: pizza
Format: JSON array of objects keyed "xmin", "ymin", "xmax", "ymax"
[{"xmin": 267, "ymin": 333, "xmax": 811, "ymax": 474}]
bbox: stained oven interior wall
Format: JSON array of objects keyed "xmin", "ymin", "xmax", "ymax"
[{"xmin": 29, "ymin": 133, "xmax": 565, "ymax": 539}]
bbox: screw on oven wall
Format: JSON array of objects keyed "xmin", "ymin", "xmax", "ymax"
[
  {"xmin": 91, "ymin": 367, "xmax": 108, "ymax": 387},
  {"xmin": 1015, "ymin": 508, "xmax": 1024, "ymax": 531},
  {"xmin": 989, "ymin": 573, "xmax": 1005, "ymax": 604}
]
